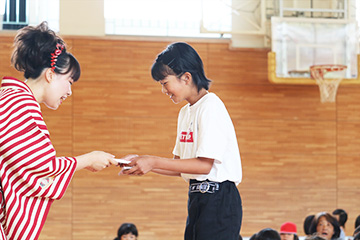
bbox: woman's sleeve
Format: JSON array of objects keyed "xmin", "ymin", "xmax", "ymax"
[{"xmin": 1, "ymin": 98, "xmax": 77, "ymax": 200}]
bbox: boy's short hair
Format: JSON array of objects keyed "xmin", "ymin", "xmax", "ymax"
[
  {"xmin": 332, "ymin": 209, "xmax": 348, "ymax": 227},
  {"xmin": 255, "ymin": 228, "xmax": 281, "ymax": 240},
  {"xmin": 304, "ymin": 215, "xmax": 315, "ymax": 235},
  {"xmin": 356, "ymin": 215, "xmax": 360, "ymax": 229},
  {"xmin": 151, "ymin": 42, "xmax": 211, "ymax": 92},
  {"xmin": 116, "ymin": 223, "xmax": 138, "ymax": 239}
]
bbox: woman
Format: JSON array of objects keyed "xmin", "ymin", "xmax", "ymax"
[
  {"xmin": 0, "ymin": 22, "xmax": 117, "ymax": 239},
  {"xmin": 309, "ymin": 212, "xmax": 341, "ymax": 240}
]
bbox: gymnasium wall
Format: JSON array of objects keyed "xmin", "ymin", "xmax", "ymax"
[{"xmin": 1, "ymin": 34, "xmax": 360, "ymax": 240}]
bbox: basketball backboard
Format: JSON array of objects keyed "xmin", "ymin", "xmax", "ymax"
[{"xmin": 268, "ymin": 17, "xmax": 360, "ymax": 84}]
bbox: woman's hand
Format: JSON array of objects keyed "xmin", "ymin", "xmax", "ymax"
[{"xmin": 76, "ymin": 151, "xmax": 117, "ymax": 172}]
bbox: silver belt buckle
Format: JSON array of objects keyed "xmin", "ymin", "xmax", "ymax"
[{"xmin": 199, "ymin": 181, "xmax": 210, "ymax": 193}]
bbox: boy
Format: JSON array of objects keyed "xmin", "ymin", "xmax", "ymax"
[{"xmin": 123, "ymin": 42, "xmax": 242, "ymax": 240}]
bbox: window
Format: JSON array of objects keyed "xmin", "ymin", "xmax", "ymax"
[
  {"xmin": 0, "ymin": 0, "xmax": 59, "ymax": 31},
  {"xmin": 2, "ymin": 0, "xmax": 28, "ymax": 30},
  {"xmin": 357, "ymin": 0, "xmax": 360, "ymax": 32},
  {"xmin": 27, "ymin": 0, "xmax": 59, "ymax": 32},
  {"xmin": 104, "ymin": 0, "xmax": 232, "ymax": 38}
]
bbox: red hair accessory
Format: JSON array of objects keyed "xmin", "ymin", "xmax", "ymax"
[{"xmin": 50, "ymin": 43, "xmax": 64, "ymax": 71}]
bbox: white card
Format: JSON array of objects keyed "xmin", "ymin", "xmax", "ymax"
[{"xmin": 114, "ymin": 158, "xmax": 131, "ymax": 164}]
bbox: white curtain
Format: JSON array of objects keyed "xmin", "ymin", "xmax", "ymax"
[
  {"xmin": 0, "ymin": 0, "xmax": 5, "ymax": 30},
  {"xmin": 28, "ymin": 0, "xmax": 59, "ymax": 31},
  {"xmin": 0, "ymin": 0, "xmax": 5, "ymax": 15}
]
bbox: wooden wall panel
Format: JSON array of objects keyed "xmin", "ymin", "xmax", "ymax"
[
  {"xmin": 1, "ymin": 34, "xmax": 360, "ymax": 240},
  {"xmin": 241, "ymin": 153, "xmax": 336, "ymax": 189},
  {"xmin": 71, "ymin": 39, "xmax": 209, "ymax": 83},
  {"xmin": 72, "ymin": 81, "xmax": 181, "ymax": 119},
  {"xmin": 0, "ymin": 35, "xmax": 22, "ymax": 79},
  {"xmin": 236, "ymin": 119, "xmax": 336, "ymax": 154},
  {"xmin": 337, "ymin": 121, "xmax": 360, "ymax": 155},
  {"xmin": 40, "ymin": 188, "xmax": 73, "ymax": 240},
  {"xmin": 213, "ymin": 84, "xmax": 336, "ymax": 120},
  {"xmin": 72, "ymin": 116, "xmax": 177, "ymax": 156},
  {"xmin": 337, "ymin": 86, "xmax": 360, "ymax": 121},
  {"xmin": 72, "ymin": 173, "xmax": 187, "ymax": 240},
  {"xmin": 73, "ymin": 116, "xmax": 131, "ymax": 155},
  {"xmin": 337, "ymin": 155, "xmax": 360, "ymax": 188},
  {"xmin": 207, "ymin": 43, "xmax": 269, "ymax": 85}
]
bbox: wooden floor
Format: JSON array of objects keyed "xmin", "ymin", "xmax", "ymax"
[{"xmin": 0, "ymin": 33, "xmax": 360, "ymax": 239}]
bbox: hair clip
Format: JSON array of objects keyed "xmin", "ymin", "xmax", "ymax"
[{"xmin": 50, "ymin": 43, "xmax": 64, "ymax": 71}]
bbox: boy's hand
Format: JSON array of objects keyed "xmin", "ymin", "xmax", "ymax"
[{"xmin": 120, "ymin": 155, "xmax": 157, "ymax": 176}]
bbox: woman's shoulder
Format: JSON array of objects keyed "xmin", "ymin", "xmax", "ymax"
[
  {"xmin": 3, "ymin": 88, "xmax": 38, "ymax": 108},
  {"xmin": 1, "ymin": 88, "xmax": 41, "ymax": 119}
]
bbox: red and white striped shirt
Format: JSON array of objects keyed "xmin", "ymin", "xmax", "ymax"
[{"xmin": 0, "ymin": 77, "xmax": 77, "ymax": 240}]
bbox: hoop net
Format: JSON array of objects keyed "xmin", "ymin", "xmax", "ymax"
[{"xmin": 310, "ymin": 64, "xmax": 347, "ymax": 103}]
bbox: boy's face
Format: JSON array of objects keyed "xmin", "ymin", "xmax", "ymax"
[
  {"xmin": 159, "ymin": 75, "xmax": 186, "ymax": 104},
  {"xmin": 121, "ymin": 233, "xmax": 137, "ymax": 240},
  {"xmin": 280, "ymin": 233, "xmax": 294, "ymax": 240}
]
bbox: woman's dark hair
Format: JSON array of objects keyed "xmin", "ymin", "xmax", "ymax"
[
  {"xmin": 309, "ymin": 212, "xmax": 340, "ymax": 240},
  {"xmin": 304, "ymin": 215, "xmax": 315, "ymax": 235},
  {"xmin": 332, "ymin": 209, "xmax": 347, "ymax": 227},
  {"xmin": 151, "ymin": 42, "xmax": 211, "ymax": 92},
  {"xmin": 114, "ymin": 223, "xmax": 138, "ymax": 240},
  {"xmin": 11, "ymin": 21, "xmax": 80, "ymax": 81}
]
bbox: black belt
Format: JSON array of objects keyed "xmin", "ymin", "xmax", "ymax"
[{"xmin": 189, "ymin": 180, "xmax": 220, "ymax": 194}]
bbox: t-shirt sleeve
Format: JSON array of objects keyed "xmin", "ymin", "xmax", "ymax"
[{"xmin": 172, "ymin": 109, "xmax": 183, "ymax": 157}]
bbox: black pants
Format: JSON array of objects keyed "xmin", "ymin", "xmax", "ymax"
[{"xmin": 184, "ymin": 180, "xmax": 242, "ymax": 240}]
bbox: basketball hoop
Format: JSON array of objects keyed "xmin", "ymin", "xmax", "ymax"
[{"xmin": 310, "ymin": 64, "xmax": 347, "ymax": 103}]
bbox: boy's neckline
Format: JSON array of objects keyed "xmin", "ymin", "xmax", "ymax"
[{"xmin": 189, "ymin": 90, "xmax": 209, "ymax": 107}]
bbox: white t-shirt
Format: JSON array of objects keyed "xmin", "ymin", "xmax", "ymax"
[
  {"xmin": 173, "ymin": 92, "xmax": 242, "ymax": 185},
  {"xmin": 339, "ymin": 228, "xmax": 346, "ymax": 240}
]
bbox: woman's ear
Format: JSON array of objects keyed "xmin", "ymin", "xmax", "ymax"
[{"xmin": 45, "ymin": 68, "xmax": 54, "ymax": 83}]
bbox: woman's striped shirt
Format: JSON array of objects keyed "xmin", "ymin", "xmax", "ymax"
[{"xmin": 0, "ymin": 77, "xmax": 77, "ymax": 240}]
